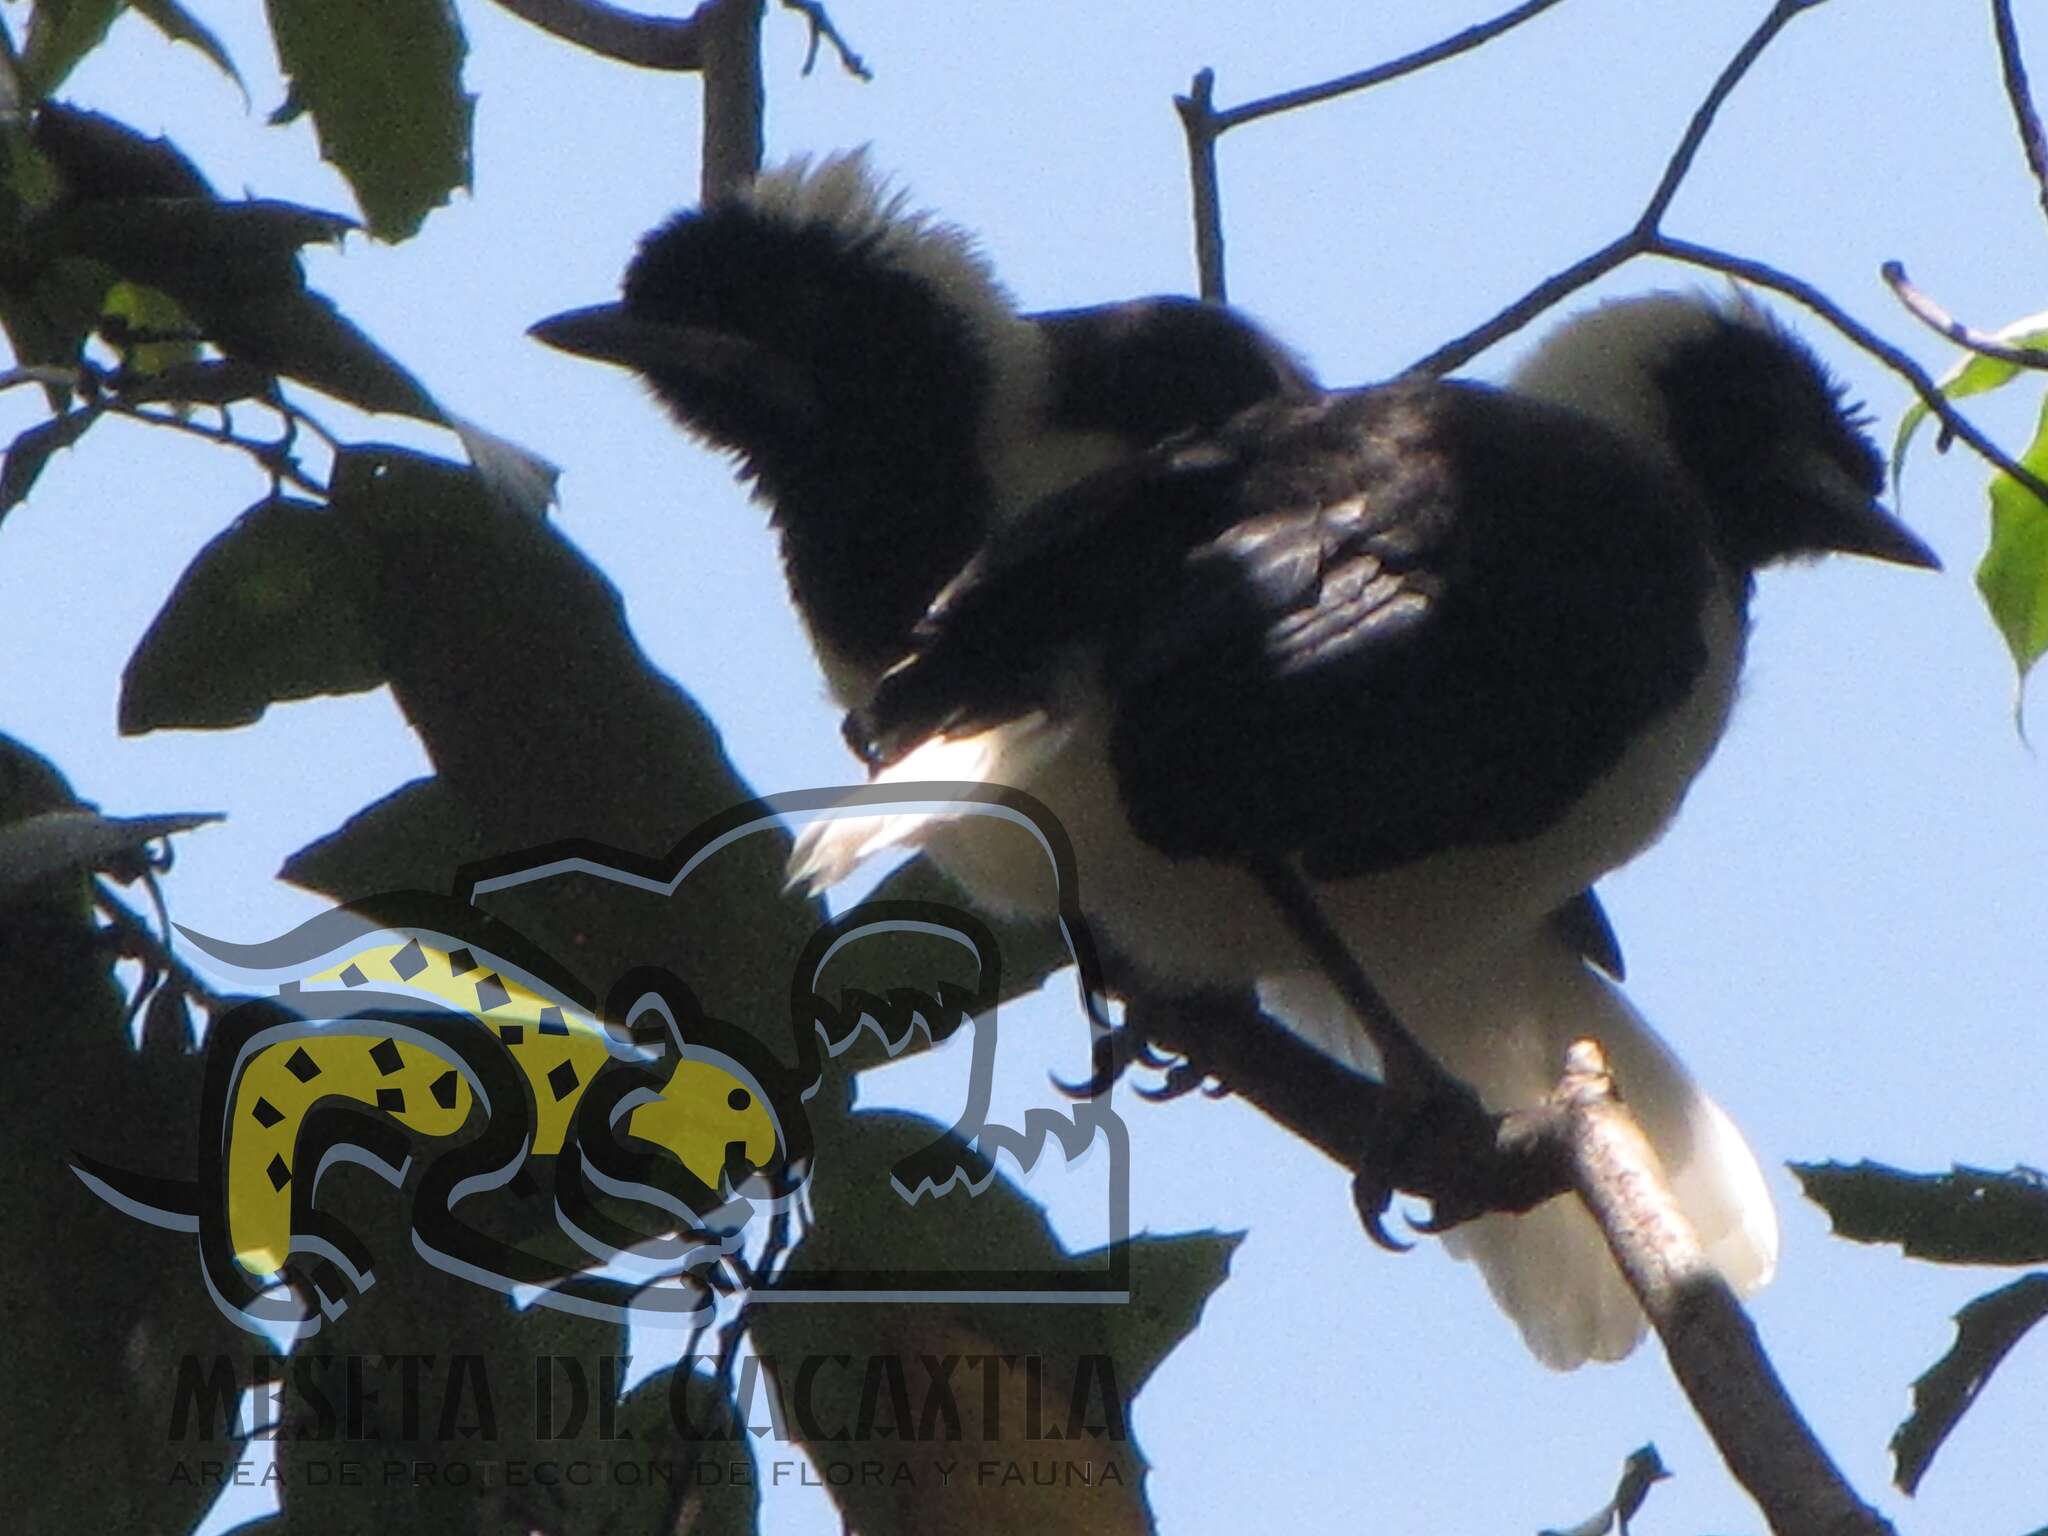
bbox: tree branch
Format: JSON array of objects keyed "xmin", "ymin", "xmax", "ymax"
[
  {"xmin": 1559, "ymin": 1040, "xmax": 1896, "ymax": 1536},
  {"xmin": 1173, "ymin": 69, "xmax": 1227, "ymax": 302},
  {"xmin": 1653, "ymin": 237, "xmax": 2048, "ymax": 512},
  {"xmin": 698, "ymin": 0, "xmax": 765, "ymax": 201},
  {"xmin": 1991, "ymin": 0, "xmax": 2048, "ymax": 232},
  {"xmin": 487, "ymin": 0, "xmax": 711, "ymax": 70},
  {"xmin": 1882, "ymin": 258, "xmax": 2048, "ymax": 370},
  {"xmin": 1630, "ymin": 0, "xmax": 1820, "ymax": 238},
  {"xmin": 778, "ymin": 0, "xmax": 870, "ymax": 80},
  {"xmin": 1210, "ymin": 0, "xmax": 1573, "ymax": 133}
]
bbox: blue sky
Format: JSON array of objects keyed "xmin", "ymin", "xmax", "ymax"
[{"xmin": 3, "ymin": 1, "xmax": 2045, "ymax": 1531}]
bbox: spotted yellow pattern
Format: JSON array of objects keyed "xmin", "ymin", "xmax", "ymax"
[{"xmin": 226, "ymin": 935, "xmax": 778, "ymax": 1277}]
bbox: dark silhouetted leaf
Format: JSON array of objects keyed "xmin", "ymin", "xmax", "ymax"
[
  {"xmin": 0, "ymin": 405, "xmax": 100, "ymax": 517},
  {"xmin": 31, "ymin": 101, "xmax": 213, "ymax": 200},
  {"xmin": 17, "ymin": 0, "xmax": 123, "ymax": 103},
  {"xmin": 0, "ymin": 806, "xmax": 220, "ymax": 892},
  {"xmin": 281, "ymin": 775, "xmax": 487, "ymax": 901},
  {"xmin": 131, "ymin": 0, "xmax": 246, "ymax": 96},
  {"xmin": 1892, "ymin": 1273, "xmax": 2048, "ymax": 1494},
  {"xmin": 120, "ymin": 496, "xmax": 387, "ymax": 732},
  {"xmin": 138, "ymin": 981, "xmax": 196, "ymax": 1055},
  {"xmin": 266, "ymin": 0, "xmax": 474, "ymax": 240},
  {"xmin": 1792, "ymin": 1161, "xmax": 2048, "ymax": 1265},
  {"xmin": 1542, "ymin": 1445, "xmax": 1671, "ymax": 1536}
]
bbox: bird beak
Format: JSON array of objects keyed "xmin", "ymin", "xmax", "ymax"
[
  {"xmin": 528, "ymin": 303, "xmax": 820, "ymax": 425},
  {"xmin": 1796, "ymin": 457, "xmax": 1942, "ymax": 571}
]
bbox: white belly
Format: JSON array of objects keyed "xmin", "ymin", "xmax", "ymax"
[{"xmin": 909, "ymin": 585, "xmax": 1745, "ymax": 1006}]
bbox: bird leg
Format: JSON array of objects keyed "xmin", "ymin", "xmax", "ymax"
[{"xmin": 1244, "ymin": 854, "xmax": 1504, "ymax": 1248}]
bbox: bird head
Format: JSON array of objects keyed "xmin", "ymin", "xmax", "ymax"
[
  {"xmin": 528, "ymin": 150, "xmax": 1030, "ymax": 517},
  {"xmin": 1511, "ymin": 292, "xmax": 1939, "ymax": 575}
]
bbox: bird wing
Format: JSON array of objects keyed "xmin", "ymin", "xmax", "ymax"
[{"xmin": 860, "ymin": 382, "xmax": 1720, "ymax": 879}]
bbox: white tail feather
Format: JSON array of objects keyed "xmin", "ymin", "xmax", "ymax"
[
  {"xmin": 786, "ymin": 716, "xmax": 1066, "ymax": 897},
  {"xmin": 1260, "ymin": 927, "xmax": 1777, "ymax": 1368}
]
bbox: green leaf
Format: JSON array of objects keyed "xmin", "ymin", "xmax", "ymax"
[
  {"xmin": 1891, "ymin": 1273, "xmax": 2048, "ymax": 1495},
  {"xmin": 1976, "ymin": 395, "xmax": 2048, "ymax": 685},
  {"xmin": 1791, "ymin": 1161, "xmax": 2048, "ymax": 1265},
  {"xmin": 130, "ymin": 0, "xmax": 246, "ymax": 96},
  {"xmin": 1891, "ymin": 309, "xmax": 2048, "ymax": 494},
  {"xmin": 100, "ymin": 276, "xmax": 197, "ymax": 376},
  {"xmin": 17, "ymin": 0, "xmax": 125, "ymax": 103},
  {"xmin": 0, "ymin": 405, "xmax": 100, "ymax": 518},
  {"xmin": 265, "ymin": 0, "xmax": 474, "ymax": 241},
  {"xmin": 120, "ymin": 496, "xmax": 388, "ymax": 733}
]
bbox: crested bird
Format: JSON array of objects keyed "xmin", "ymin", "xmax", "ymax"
[
  {"xmin": 529, "ymin": 149, "xmax": 1314, "ymax": 709},
  {"xmin": 792, "ymin": 287, "xmax": 1937, "ymax": 1363}
]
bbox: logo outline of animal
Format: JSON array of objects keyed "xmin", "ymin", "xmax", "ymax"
[{"xmin": 73, "ymin": 897, "xmax": 801, "ymax": 1338}]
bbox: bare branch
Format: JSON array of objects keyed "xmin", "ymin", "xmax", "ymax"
[
  {"xmin": 1406, "ymin": 1, "xmax": 1829, "ymax": 376},
  {"xmin": 1654, "ymin": 237, "xmax": 2048, "ymax": 512},
  {"xmin": 1174, "ymin": 69, "xmax": 1227, "ymax": 302},
  {"xmin": 1882, "ymin": 259, "xmax": 2048, "ymax": 371},
  {"xmin": 1210, "ymin": 0, "xmax": 1573, "ymax": 134},
  {"xmin": 1991, "ymin": 0, "xmax": 2048, "ymax": 231},
  {"xmin": 95, "ymin": 882, "xmax": 231, "ymax": 1018},
  {"xmin": 699, "ymin": 0, "xmax": 765, "ymax": 202},
  {"xmin": 103, "ymin": 397, "xmax": 328, "ymax": 497},
  {"xmin": 777, "ymin": 0, "xmax": 870, "ymax": 80},
  {"xmin": 487, "ymin": 0, "xmax": 710, "ymax": 71},
  {"xmin": 1560, "ymin": 1041, "xmax": 1897, "ymax": 1536},
  {"xmin": 1631, "ymin": 0, "xmax": 1821, "ymax": 238},
  {"xmin": 1405, "ymin": 233, "xmax": 1637, "ymax": 377}
]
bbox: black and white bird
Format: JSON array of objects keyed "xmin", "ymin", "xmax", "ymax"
[
  {"xmin": 529, "ymin": 150, "xmax": 1314, "ymax": 709},
  {"xmin": 789, "ymin": 288, "xmax": 1939, "ymax": 1364}
]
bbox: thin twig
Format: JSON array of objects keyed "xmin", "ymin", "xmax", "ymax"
[
  {"xmin": 1405, "ymin": 233, "xmax": 1636, "ymax": 378},
  {"xmin": 1991, "ymin": 0, "xmax": 2048, "ymax": 231},
  {"xmin": 1210, "ymin": 0, "xmax": 1573, "ymax": 133},
  {"xmin": 1631, "ymin": 0, "xmax": 1821, "ymax": 238},
  {"xmin": 777, "ymin": 0, "xmax": 869, "ymax": 80},
  {"xmin": 1882, "ymin": 259, "xmax": 2048, "ymax": 371},
  {"xmin": 1654, "ymin": 237, "xmax": 2048, "ymax": 512},
  {"xmin": 486, "ymin": 0, "xmax": 709, "ymax": 70},
  {"xmin": 103, "ymin": 399, "xmax": 328, "ymax": 497},
  {"xmin": 94, "ymin": 881, "xmax": 231, "ymax": 1018},
  {"xmin": 1174, "ymin": 69, "xmax": 1227, "ymax": 302},
  {"xmin": 1407, "ymin": 0, "xmax": 1828, "ymax": 377},
  {"xmin": 1559, "ymin": 1041, "xmax": 1896, "ymax": 1536}
]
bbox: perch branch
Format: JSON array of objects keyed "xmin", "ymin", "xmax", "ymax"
[{"xmin": 1559, "ymin": 1041, "xmax": 1896, "ymax": 1536}]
